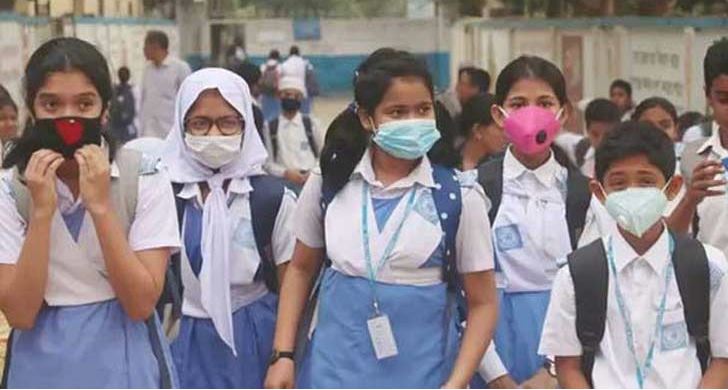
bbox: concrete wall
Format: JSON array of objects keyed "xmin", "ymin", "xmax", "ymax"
[{"xmin": 451, "ymin": 17, "xmax": 728, "ymax": 116}]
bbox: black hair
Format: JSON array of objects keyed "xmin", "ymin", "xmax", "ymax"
[
  {"xmin": 704, "ymin": 38, "xmax": 728, "ymax": 93},
  {"xmin": 230, "ymin": 61, "xmax": 262, "ymax": 87},
  {"xmin": 459, "ymin": 66, "xmax": 491, "ymax": 94},
  {"xmin": 610, "ymin": 79, "xmax": 633, "ymax": 97},
  {"xmin": 677, "ymin": 111, "xmax": 706, "ymax": 140},
  {"xmin": 632, "ymin": 96, "xmax": 678, "ymax": 125},
  {"xmin": 460, "ymin": 93, "xmax": 496, "ymax": 138},
  {"xmin": 290, "ymin": 46, "xmax": 300, "ymax": 56},
  {"xmin": 494, "ymin": 56, "xmax": 568, "ymax": 106},
  {"xmin": 3, "ymin": 37, "xmax": 116, "ymax": 170},
  {"xmin": 117, "ymin": 66, "xmax": 130, "ymax": 84},
  {"xmin": 429, "ymin": 101, "xmax": 459, "ymax": 168},
  {"xmin": 585, "ymin": 98, "xmax": 621, "ymax": 128},
  {"xmin": 595, "ymin": 121, "xmax": 675, "ymax": 184},
  {"xmin": 145, "ymin": 30, "xmax": 169, "ymax": 50},
  {"xmin": 320, "ymin": 48, "xmax": 434, "ymax": 194},
  {"xmin": 0, "ymin": 84, "xmax": 17, "ymax": 113},
  {"xmin": 269, "ymin": 49, "xmax": 280, "ymax": 60}
]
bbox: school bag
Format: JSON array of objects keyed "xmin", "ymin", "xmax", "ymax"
[
  {"xmin": 268, "ymin": 116, "xmax": 319, "ymax": 160},
  {"xmin": 294, "ymin": 164, "xmax": 464, "ymax": 363},
  {"xmin": 260, "ymin": 64, "xmax": 279, "ymax": 95},
  {"xmin": 574, "ymin": 138, "xmax": 591, "ymax": 169},
  {"xmin": 567, "ymin": 232, "xmax": 711, "ymax": 387},
  {"xmin": 109, "ymin": 84, "xmax": 136, "ymax": 143},
  {"xmin": 477, "ymin": 150, "xmax": 591, "ymax": 250},
  {"xmin": 6, "ymin": 148, "xmax": 175, "ymax": 389},
  {"xmin": 163, "ymin": 175, "xmax": 287, "ymax": 322}
]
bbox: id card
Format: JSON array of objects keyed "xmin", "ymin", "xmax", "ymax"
[{"xmin": 367, "ymin": 315, "xmax": 399, "ymax": 360}]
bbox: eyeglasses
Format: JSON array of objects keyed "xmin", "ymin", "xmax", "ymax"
[{"xmin": 184, "ymin": 115, "xmax": 244, "ymax": 136}]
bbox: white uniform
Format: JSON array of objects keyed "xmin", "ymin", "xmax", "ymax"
[
  {"xmin": 540, "ymin": 228, "xmax": 728, "ymax": 388},
  {"xmin": 263, "ymin": 112, "xmax": 324, "ymax": 177}
]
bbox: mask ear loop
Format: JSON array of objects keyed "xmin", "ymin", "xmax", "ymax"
[
  {"xmin": 497, "ymin": 106, "xmax": 510, "ymax": 119},
  {"xmin": 555, "ymin": 107, "xmax": 565, "ymax": 122}
]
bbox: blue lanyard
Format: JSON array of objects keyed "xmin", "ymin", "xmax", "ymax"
[
  {"xmin": 606, "ymin": 235, "xmax": 674, "ymax": 389},
  {"xmin": 361, "ymin": 182, "xmax": 418, "ymax": 315}
]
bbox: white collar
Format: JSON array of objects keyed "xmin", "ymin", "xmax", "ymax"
[
  {"xmin": 697, "ymin": 121, "xmax": 728, "ymax": 159},
  {"xmin": 503, "ymin": 146, "xmax": 563, "ymax": 187},
  {"xmin": 176, "ymin": 177, "xmax": 253, "ymax": 203},
  {"xmin": 610, "ymin": 224, "xmax": 671, "ymax": 274},
  {"xmin": 280, "ymin": 112, "xmax": 302, "ymax": 125},
  {"xmin": 352, "ymin": 147, "xmax": 436, "ymax": 190}
]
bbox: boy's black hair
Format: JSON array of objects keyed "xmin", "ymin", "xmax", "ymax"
[
  {"xmin": 117, "ymin": 66, "xmax": 130, "ymax": 84},
  {"xmin": 460, "ymin": 93, "xmax": 496, "ymax": 138},
  {"xmin": 704, "ymin": 37, "xmax": 728, "ymax": 94},
  {"xmin": 632, "ymin": 96, "xmax": 678, "ymax": 124},
  {"xmin": 459, "ymin": 66, "xmax": 491, "ymax": 94},
  {"xmin": 595, "ymin": 121, "xmax": 675, "ymax": 184},
  {"xmin": 610, "ymin": 79, "xmax": 632, "ymax": 97},
  {"xmin": 145, "ymin": 30, "xmax": 169, "ymax": 50},
  {"xmin": 230, "ymin": 61, "xmax": 261, "ymax": 87},
  {"xmin": 290, "ymin": 45, "xmax": 300, "ymax": 56},
  {"xmin": 585, "ymin": 98, "xmax": 621, "ymax": 128},
  {"xmin": 677, "ymin": 111, "xmax": 706, "ymax": 140}
]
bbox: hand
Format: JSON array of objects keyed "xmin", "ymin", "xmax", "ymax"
[
  {"xmin": 520, "ymin": 368, "xmax": 557, "ymax": 389},
  {"xmin": 25, "ymin": 149, "xmax": 64, "ymax": 220},
  {"xmin": 441, "ymin": 380, "xmax": 466, "ymax": 389},
  {"xmin": 264, "ymin": 358, "xmax": 295, "ymax": 389},
  {"xmin": 489, "ymin": 374, "xmax": 518, "ymax": 389},
  {"xmin": 685, "ymin": 160, "xmax": 726, "ymax": 205},
  {"xmin": 284, "ymin": 169, "xmax": 307, "ymax": 186},
  {"xmin": 74, "ymin": 145, "xmax": 112, "ymax": 215}
]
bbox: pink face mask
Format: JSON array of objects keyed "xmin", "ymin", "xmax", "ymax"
[{"xmin": 500, "ymin": 106, "xmax": 563, "ymax": 155}]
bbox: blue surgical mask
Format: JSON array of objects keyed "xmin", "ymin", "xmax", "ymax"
[
  {"xmin": 371, "ymin": 118, "xmax": 441, "ymax": 160},
  {"xmin": 603, "ymin": 181, "xmax": 671, "ymax": 238}
]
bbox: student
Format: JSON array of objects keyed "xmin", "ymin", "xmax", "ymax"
[
  {"xmin": 672, "ymin": 38, "xmax": 728, "ymax": 259},
  {"xmin": 610, "ymin": 79, "xmax": 634, "ymax": 121},
  {"xmin": 109, "ymin": 66, "xmax": 137, "ymax": 144},
  {"xmin": 161, "ymin": 68, "xmax": 296, "ymax": 388},
  {"xmin": 264, "ymin": 49, "xmax": 497, "ymax": 388},
  {"xmin": 0, "ymin": 85, "xmax": 18, "ymax": 162},
  {"xmin": 0, "ymin": 37, "xmax": 179, "ymax": 388},
  {"xmin": 574, "ymin": 98, "xmax": 620, "ymax": 177},
  {"xmin": 632, "ymin": 97, "xmax": 679, "ymax": 143},
  {"xmin": 459, "ymin": 93, "xmax": 506, "ymax": 171},
  {"xmin": 260, "ymin": 49, "xmax": 282, "ymax": 122},
  {"xmin": 539, "ymin": 122, "xmax": 728, "ymax": 388},
  {"xmin": 456, "ymin": 67, "xmax": 491, "ymax": 107},
  {"xmin": 230, "ymin": 60, "xmax": 266, "ymax": 138},
  {"xmin": 263, "ymin": 76, "xmax": 323, "ymax": 190},
  {"xmin": 476, "ymin": 55, "xmax": 592, "ymax": 387}
]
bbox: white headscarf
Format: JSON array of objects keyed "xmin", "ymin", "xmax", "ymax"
[{"xmin": 162, "ymin": 68, "xmax": 267, "ymax": 355}]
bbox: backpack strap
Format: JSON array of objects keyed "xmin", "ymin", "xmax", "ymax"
[
  {"xmin": 477, "ymin": 152, "xmax": 505, "ymax": 224},
  {"xmin": 701, "ymin": 121, "xmax": 713, "ymax": 138},
  {"xmin": 158, "ymin": 182, "xmax": 186, "ymax": 321},
  {"xmin": 568, "ymin": 238, "xmax": 609, "ymax": 388},
  {"xmin": 302, "ymin": 116, "xmax": 319, "ymax": 159},
  {"xmin": 565, "ymin": 168, "xmax": 591, "ymax": 250},
  {"xmin": 431, "ymin": 164, "xmax": 462, "ymax": 291},
  {"xmin": 269, "ymin": 118, "xmax": 280, "ymax": 161},
  {"xmin": 671, "ymin": 232, "xmax": 711, "ymax": 374},
  {"xmin": 249, "ymin": 175, "xmax": 286, "ymax": 293}
]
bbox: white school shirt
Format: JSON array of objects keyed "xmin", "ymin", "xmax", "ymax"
[
  {"xmin": 176, "ymin": 178, "xmax": 296, "ymax": 317},
  {"xmin": 140, "ymin": 55, "xmax": 192, "ymax": 139},
  {"xmin": 0, "ymin": 163, "xmax": 181, "ymax": 304},
  {"xmin": 294, "ymin": 150, "xmax": 494, "ymax": 284},
  {"xmin": 683, "ymin": 127, "xmax": 728, "ymax": 259},
  {"xmin": 492, "ymin": 148, "xmax": 573, "ymax": 292},
  {"xmin": 263, "ymin": 113, "xmax": 324, "ymax": 178},
  {"xmin": 539, "ymin": 228, "xmax": 728, "ymax": 388}
]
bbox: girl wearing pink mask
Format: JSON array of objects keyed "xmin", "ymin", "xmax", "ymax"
[{"xmin": 473, "ymin": 56, "xmax": 593, "ymax": 389}]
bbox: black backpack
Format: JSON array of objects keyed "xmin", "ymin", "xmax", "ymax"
[
  {"xmin": 268, "ymin": 116, "xmax": 318, "ymax": 161},
  {"xmin": 477, "ymin": 151, "xmax": 591, "ymax": 249},
  {"xmin": 567, "ymin": 233, "xmax": 711, "ymax": 387},
  {"xmin": 109, "ymin": 84, "xmax": 135, "ymax": 142}
]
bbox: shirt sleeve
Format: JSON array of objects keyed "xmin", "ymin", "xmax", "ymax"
[
  {"xmin": 456, "ymin": 183, "xmax": 495, "ymax": 274},
  {"xmin": 706, "ymin": 245, "xmax": 728, "ymax": 358},
  {"xmin": 271, "ymin": 188, "xmax": 297, "ymax": 265},
  {"xmin": 128, "ymin": 170, "xmax": 181, "ymax": 252},
  {"xmin": 262, "ymin": 122, "xmax": 287, "ymax": 178},
  {"xmin": 0, "ymin": 179, "xmax": 24, "ymax": 265},
  {"xmin": 178, "ymin": 60, "xmax": 192, "ymax": 88},
  {"xmin": 538, "ymin": 264, "xmax": 583, "ymax": 357},
  {"xmin": 293, "ymin": 171, "xmax": 325, "ymax": 248},
  {"xmin": 478, "ymin": 343, "xmax": 509, "ymax": 383}
]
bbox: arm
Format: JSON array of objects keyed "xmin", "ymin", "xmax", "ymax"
[
  {"xmin": 444, "ymin": 271, "xmax": 498, "ymax": 388},
  {"xmin": 556, "ymin": 356, "xmax": 590, "ymax": 389},
  {"xmin": 667, "ymin": 160, "xmax": 725, "ymax": 233},
  {"xmin": 0, "ymin": 150, "xmax": 64, "ymax": 329}
]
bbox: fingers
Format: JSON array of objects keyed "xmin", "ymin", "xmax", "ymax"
[
  {"xmin": 45, "ymin": 155, "xmax": 65, "ymax": 178},
  {"xmin": 74, "ymin": 149, "xmax": 90, "ymax": 178}
]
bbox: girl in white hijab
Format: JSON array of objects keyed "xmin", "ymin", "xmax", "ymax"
[{"xmin": 162, "ymin": 68, "xmax": 297, "ymax": 388}]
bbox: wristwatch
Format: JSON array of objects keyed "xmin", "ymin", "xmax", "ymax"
[
  {"xmin": 269, "ymin": 349, "xmax": 295, "ymax": 366},
  {"xmin": 543, "ymin": 357, "xmax": 557, "ymax": 378}
]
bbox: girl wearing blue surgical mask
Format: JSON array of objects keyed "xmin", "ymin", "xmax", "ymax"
[
  {"xmin": 265, "ymin": 49, "xmax": 498, "ymax": 388},
  {"xmin": 473, "ymin": 56, "xmax": 593, "ymax": 389},
  {"xmin": 161, "ymin": 68, "xmax": 297, "ymax": 388}
]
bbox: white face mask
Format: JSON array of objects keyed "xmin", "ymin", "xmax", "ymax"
[{"xmin": 185, "ymin": 134, "xmax": 242, "ymax": 169}]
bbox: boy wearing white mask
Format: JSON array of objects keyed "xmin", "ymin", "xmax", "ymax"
[
  {"xmin": 539, "ymin": 122, "xmax": 728, "ymax": 388},
  {"xmin": 263, "ymin": 76, "xmax": 323, "ymax": 190},
  {"xmin": 161, "ymin": 68, "xmax": 297, "ymax": 388}
]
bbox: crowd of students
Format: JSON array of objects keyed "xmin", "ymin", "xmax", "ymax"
[{"xmin": 0, "ymin": 33, "xmax": 727, "ymax": 389}]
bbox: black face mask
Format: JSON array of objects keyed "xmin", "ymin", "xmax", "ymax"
[
  {"xmin": 281, "ymin": 97, "xmax": 302, "ymax": 112},
  {"xmin": 31, "ymin": 117, "xmax": 103, "ymax": 158}
]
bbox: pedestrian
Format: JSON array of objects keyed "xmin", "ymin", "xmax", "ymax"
[{"xmin": 610, "ymin": 79, "xmax": 635, "ymax": 121}]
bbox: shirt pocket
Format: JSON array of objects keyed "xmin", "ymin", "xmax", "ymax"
[{"xmin": 660, "ymin": 308, "xmax": 689, "ymax": 352}]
